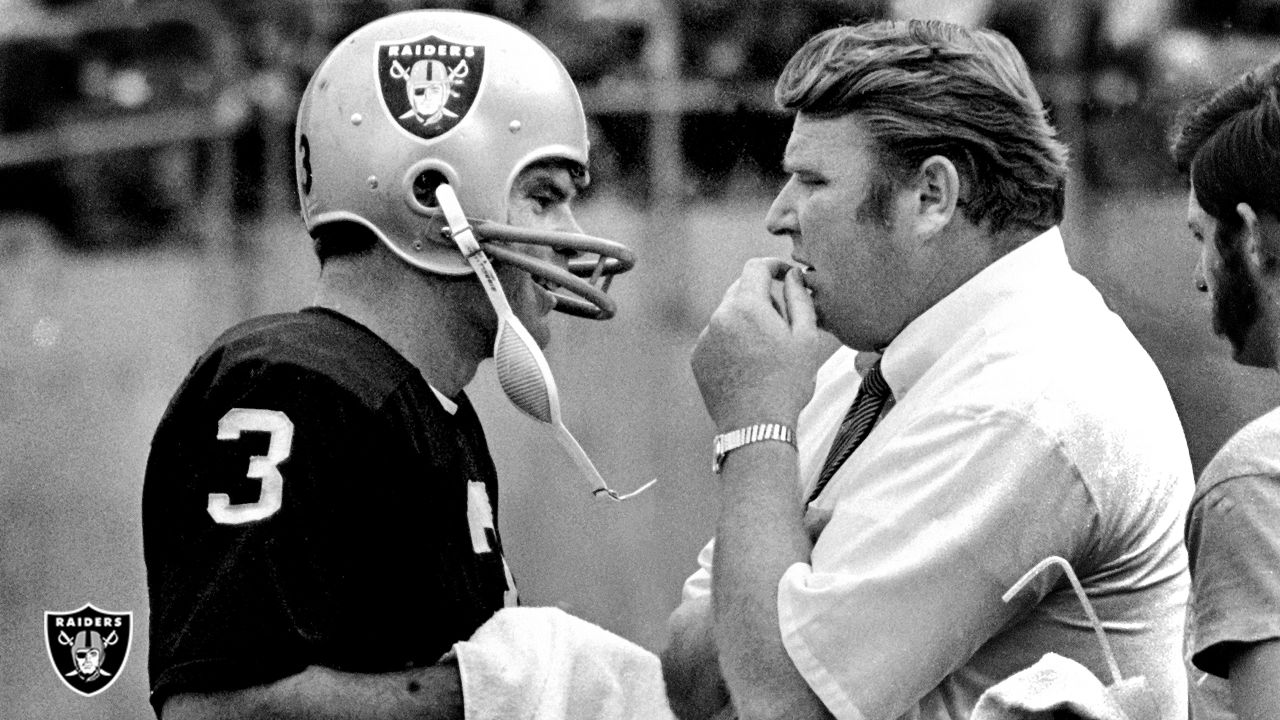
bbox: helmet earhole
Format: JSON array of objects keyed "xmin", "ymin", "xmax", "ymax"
[{"xmin": 412, "ymin": 170, "xmax": 449, "ymax": 208}]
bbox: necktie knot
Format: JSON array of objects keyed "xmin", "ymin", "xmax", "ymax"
[
  {"xmin": 860, "ymin": 361, "xmax": 890, "ymax": 399},
  {"xmin": 807, "ymin": 360, "xmax": 893, "ymax": 504}
]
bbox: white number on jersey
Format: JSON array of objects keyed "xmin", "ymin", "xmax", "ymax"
[
  {"xmin": 208, "ymin": 408, "xmax": 294, "ymax": 525},
  {"xmin": 467, "ymin": 481, "xmax": 518, "ymax": 606}
]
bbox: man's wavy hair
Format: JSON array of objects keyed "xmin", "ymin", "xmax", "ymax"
[
  {"xmin": 1170, "ymin": 56, "xmax": 1280, "ymax": 237},
  {"xmin": 775, "ymin": 20, "xmax": 1068, "ymax": 238}
]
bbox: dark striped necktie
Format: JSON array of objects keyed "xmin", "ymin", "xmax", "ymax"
[{"xmin": 807, "ymin": 360, "xmax": 893, "ymax": 504}]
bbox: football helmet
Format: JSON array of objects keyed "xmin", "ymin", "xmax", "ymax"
[{"xmin": 295, "ymin": 9, "xmax": 633, "ymax": 319}]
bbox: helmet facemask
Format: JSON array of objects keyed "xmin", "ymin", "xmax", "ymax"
[
  {"xmin": 435, "ymin": 182, "xmax": 655, "ymax": 501},
  {"xmin": 406, "ymin": 166, "xmax": 636, "ymax": 321}
]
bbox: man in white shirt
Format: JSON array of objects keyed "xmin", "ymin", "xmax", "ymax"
[{"xmin": 662, "ymin": 19, "xmax": 1193, "ymax": 720}]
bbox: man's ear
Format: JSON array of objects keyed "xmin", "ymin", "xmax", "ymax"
[
  {"xmin": 910, "ymin": 155, "xmax": 960, "ymax": 239},
  {"xmin": 1238, "ymin": 202, "xmax": 1280, "ymax": 277}
]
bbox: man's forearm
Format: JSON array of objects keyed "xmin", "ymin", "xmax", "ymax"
[
  {"xmin": 712, "ymin": 443, "xmax": 832, "ymax": 720},
  {"xmin": 161, "ymin": 663, "xmax": 464, "ymax": 720}
]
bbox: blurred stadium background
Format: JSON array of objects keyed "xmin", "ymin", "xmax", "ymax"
[{"xmin": 4, "ymin": 0, "xmax": 1280, "ymax": 717}]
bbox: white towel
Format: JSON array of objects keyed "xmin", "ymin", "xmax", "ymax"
[
  {"xmin": 453, "ymin": 606, "xmax": 678, "ymax": 720},
  {"xmin": 969, "ymin": 652, "xmax": 1156, "ymax": 720}
]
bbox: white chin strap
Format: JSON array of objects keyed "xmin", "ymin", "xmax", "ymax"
[{"xmin": 435, "ymin": 182, "xmax": 656, "ymax": 502}]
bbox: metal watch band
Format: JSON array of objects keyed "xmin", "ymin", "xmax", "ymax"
[{"xmin": 712, "ymin": 423, "xmax": 796, "ymax": 474}]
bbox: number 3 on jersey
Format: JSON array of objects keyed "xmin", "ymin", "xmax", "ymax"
[{"xmin": 209, "ymin": 408, "xmax": 294, "ymax": 525}]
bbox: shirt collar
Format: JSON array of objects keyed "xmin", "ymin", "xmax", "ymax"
[
  {"xmin": 880, "ymin": 226, "xmax": 1068, "ymax": 398},
  {"xmin": 430, "ymin": 385, "xmax": 459, "ymax": 415}
]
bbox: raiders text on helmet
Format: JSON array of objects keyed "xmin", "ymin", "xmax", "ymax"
[{"xmin": 295, "ymin": 10, "xmax": 633, "ymax": 319}]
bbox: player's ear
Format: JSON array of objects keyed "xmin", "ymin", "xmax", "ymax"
[{"xmin": 1240, "ymin": 202, "xmax": 1280, "ymax": 278}]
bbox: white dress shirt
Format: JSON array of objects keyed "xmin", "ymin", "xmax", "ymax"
[{"xmin": 685, "ymin": 228, "xmax": 1192, "ymax": 720}]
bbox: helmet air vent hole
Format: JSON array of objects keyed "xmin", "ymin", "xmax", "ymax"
[{"xmin": 412, "ymin": 170, "xmax": 449, "ymax": 209}]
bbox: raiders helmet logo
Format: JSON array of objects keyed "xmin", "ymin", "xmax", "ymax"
[
  {"xmin": 44, "ymin": 604, "xmax": 132, "ymax": 697},
  {"xmin": 378, "ymin": 34, "xmax": 485, "ymax": 140}
]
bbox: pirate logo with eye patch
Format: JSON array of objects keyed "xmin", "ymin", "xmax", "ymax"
[
  {"xmin": 45, "ymin": 604, "xmax": 132, "ymax": 697},
  {"xmin": 378, "ymin": 34, "xmax": 485, "ymax": 140}
]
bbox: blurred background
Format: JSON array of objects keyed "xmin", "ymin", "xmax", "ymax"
[{"xmin": 4, "ymin": 0, "xmax": 1280, "ymax": 716}]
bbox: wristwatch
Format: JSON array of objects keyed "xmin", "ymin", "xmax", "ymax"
[{"xmin": 712, "ymin": 423, "xmax": 796, "ymax": 474}]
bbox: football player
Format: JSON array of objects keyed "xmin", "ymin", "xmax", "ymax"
[{"xmin": 143, "ymin": 10, "xmax": 637, "ymax": 719}]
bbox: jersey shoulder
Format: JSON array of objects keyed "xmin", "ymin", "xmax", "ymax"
[
  {"xmin": 169, "ymin": 307, "xmax": 417, "ymax": 417},
  {"xmin": 213, "ymin": 308, "xmax": 415, "ymax": 403}
]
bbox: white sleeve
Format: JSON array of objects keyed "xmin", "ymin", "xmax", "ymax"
[{"xmin": 778, "ymin": 408, "xmax": 1092, "ymax": 720}]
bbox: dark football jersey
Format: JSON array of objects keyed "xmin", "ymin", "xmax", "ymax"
[{"xmin": 143, "ymin": 307, "xmax": 513, "ymax": 713}]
